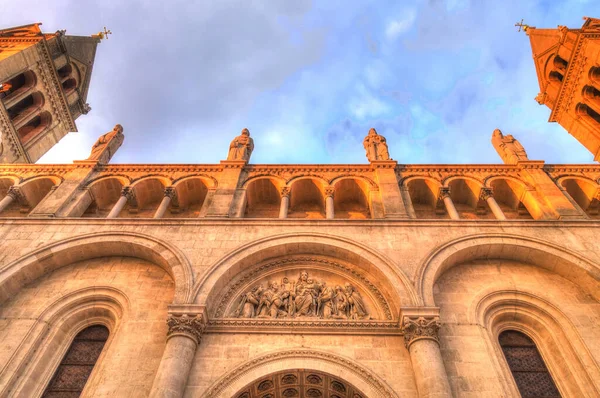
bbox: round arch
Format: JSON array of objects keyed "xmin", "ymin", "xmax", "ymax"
[
  {"xmin": 400, "ymin": 175, "xmax": 442, "ymax": 188},
  {"xmin": 416, "ymin": 233, "xmax": 600, "ymax": 306},
  {"xmin": 556, "ymin": 174, "xmax": 599, "ymax": 188},
  {"xmin": 130, "ymin": 175, "xmax": 172, "ymax": 187},
  {"xmin": 87, "ymin": 174, "xmax": 131, "ymax": 188},
  {"xmin": 203, "ymin": 348, "xmax": 399, "ymax": 398},
  {"xmin": 173, "ymin": 174, "xmax": 218, "ymax": 189},
  {"xmin": 330, "ymin": 175, "xmax": 377, "ymax": 189},
  {"xmin": 242, "ymin": 175, "xmax": 286, "ymax": 189},
  {"xmin": 442, "ymin": 175, "xmax": 484, "ymax": 187},
  {"xmin": 484, "ymin": 175, "xmax": 532, "ymax": 190},
  {"xmin": 472, "ymin": 290, "xmax": 600, "ymax": 397},
  {"xmin": 287, "ymin": 175, "xmax": 329, "ymax": 188},
  {"xmin": 21, "ymin": 174, "xmax": 62, "ymax": 186},
  {"xmin": 0, "ymin": 231, "xmax": 194, "ymax": 304},
  {"xmin": 192, "ymin": 232, "xmax": 418, "ymax": 312}
]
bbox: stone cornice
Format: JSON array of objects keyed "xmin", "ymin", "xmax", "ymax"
[
  {"xmin": 96, "ymin": 164, "xmax": 224, "ymax": 173},
  {"xmin": 397, "ymin": 164, "xmax": 522, "ymax": 173},
  {"xmin": 207, "ymin": 319, "xmax": 401, "ymax": 335},
  {"xmin": 244, "ymin": 164, "xmax": 373, "ymax": 173},
  {"xmin": 0, "ymin": 98, "xmax": 29, "ymax": 162}
]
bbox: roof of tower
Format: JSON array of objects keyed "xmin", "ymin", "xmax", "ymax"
[{"xmin": 58, "ymin": 34, "xmax": 100, "ymax": 103}]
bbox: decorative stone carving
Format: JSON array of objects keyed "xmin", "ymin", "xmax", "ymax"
[
  {"xmin": 6, "ymin": 186, "xmax": 24, "ymax": 202},
  {"xmin": 227, "ymin": 128, "xmax": 254, "ymax": 162},
  {"xmin": 280, "ymin": 186, "xmax": 291, "ymax": 198},
  {"xmin": 363, "ymin": 128, "xmax": 390, "ymax": 161},
  {"xmin": 491, "ymin": 129, "xmax": 529, "ymax": 164},
  {"xmin": 166, "ymin": 313, "xmax": 206, "ymax": 344},
  {"xmin": 232, "ymin": 271, "xmax": 371, "ymax": 320},
  {"xmin": 325, "ymin": 186, "xmax": 335, "ymax": 198},
  {"xmin": 401, "ymin": 316, "xmax": 441, "ymax": 349},
  {"xmin": 479, "ymin": 187, "xmax": 493, "ymax": 201},
  {"xmin": 87, "ymin": 124, "xmax": 125, "ymax": 164}
]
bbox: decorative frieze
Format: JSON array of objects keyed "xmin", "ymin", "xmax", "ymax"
[
  {"xmin": 166, "ymin": 313, "xmax": 206, "ymax": 344},
  {"xmin": 401, "ymin": 316, "xmax": 441, "ymax": 349}
]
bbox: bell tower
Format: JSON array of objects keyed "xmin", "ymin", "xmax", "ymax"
[
  {"xmin": 526, "ymin": 17, "xmax": 600, "ymax": 160},
  {"xmin": 0, "ymin": 23, "xmax": 101, "ymax": 163}
]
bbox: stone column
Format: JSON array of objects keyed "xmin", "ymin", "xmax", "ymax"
[
  {"xmin": 107, "ymin": 186, "xmax": 134, "ymax": 219},
  {"xmin": 154, "ymin": 187, "xmax": 177, "ymax": 219},
  {"xmin": 279, "ymin": 186, "xmax": 290, "ymax": 219},
  {"xmin": 439, "ymin": 188, "xmax": 460, "ymax": 220},
  {"xmin": 402, "ymin": 316, "xmax": 452, "ymax": 398},
  {"xmin": 480, "ymin": 187, "xmax": 506, "ymax": 220},
  {"xmin": 0, "ymin": 186, "xmax": 22, "ymax": 214},
  {"xmin": 150, "ymin": 313, "xmax": 206, "ymax": 398},
  {"xmin": 325, "ymin": 185, "xmax": 335, "ymax": 219}
]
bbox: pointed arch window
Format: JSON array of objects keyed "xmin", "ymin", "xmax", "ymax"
[
  {"xmin": 42, "ymin": 325, "xmax": 109, "ymax": 397},
  {"xmin": 499, "ymin": 330, "xmax": 561, "ymax": 398}
]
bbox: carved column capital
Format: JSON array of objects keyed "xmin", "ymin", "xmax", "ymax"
[
  {"xmin": 164, "ymin": 186, "xmax": 177, "ymax": 199},
  {"xmin": 121, "ymin": 186, "xmax": 135, "ymax": 200},
  {"xmin": 438, "ymin": 187, "xmax": 451, "ymax": 200},
  {"xmin": 6, "ymin": 186, "xmax": 24, "ymax": 202},
  {"xmin": 325, "ymin": 186, "xmax": 335, "ymax": 198},
  {"xmin": 401, "ymin": 316, "xmax": 441, "ymax": 349},
  {"xmin": 479, "ymin": 187, "xmax": 493, "ymax": 201},
  {"xmin": 166, "ymin": 313, "xmax": 207, "ymax": 345},
  {"xmin": 280, "ymin": 186, "xmax": 291, "ymax": 198}
]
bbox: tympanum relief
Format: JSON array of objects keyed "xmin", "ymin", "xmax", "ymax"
[{"xmin": 232, "ymin": 271, "xmax": 372, "ymax": 320}]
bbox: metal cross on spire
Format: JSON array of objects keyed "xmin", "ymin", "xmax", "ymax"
[
  {"xmin": 92, "ymin": 27, "xmax": 112, "ymax": 41},
  {"xmin": 515, "ymin": 19, "xmax": 530, "ymax": 33}
]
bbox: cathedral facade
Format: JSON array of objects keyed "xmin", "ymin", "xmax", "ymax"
[{"xmin": 0, "ymin": 19, "xmax": 599, "ymax": 398}]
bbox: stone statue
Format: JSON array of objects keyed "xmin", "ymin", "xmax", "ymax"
[
  {"xmin": 234, "ymin": 285, "xmax": 263, "ymax": 318},
  {"xmin": 363, "ymin": 128, "xmax": 390, "ymax": 162},
  {"xmin": 232, "ymin": 271, "xmax": 372, "ymax": 320},
  {"xmin": 227, "ymin": 128, "xmax": 254, "ymax": 162},
  {"xmin": 491, "ymin": 129, "xmax": 529, "ymax": 165},
  {"xmin": 87, "ymin": 124, "xmax": 124, "ymax": 164},
  {"xmin": 344, "ymin": 282, "xmax": 369, "ymax": 320}
]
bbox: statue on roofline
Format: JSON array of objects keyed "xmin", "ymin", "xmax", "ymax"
[
  {"xmin": 363, "ymin": 128, "xmax": 390, "ymax": 162},
  {"xmin": 227, "ymin": 128, "xmax": 254, "ymax": 162},
  {"xmin": 491, "ymin": 128, "xmax": 529, "ymax": 164},
  {"xmin": 87, "ymin": 124, "xmax": 124, "ymax": 164}
]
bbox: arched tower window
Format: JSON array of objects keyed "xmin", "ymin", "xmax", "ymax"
[
  {"xmin": 499, "ymin": 330, "xmax": 561, "ymax": 398},
  {"xmin": 42, "ymin": 325, "xmax": 109, "ymax": 397}
]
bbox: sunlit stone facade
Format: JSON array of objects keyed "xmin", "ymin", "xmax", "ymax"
[{"xmin": 0, "ymin": 20, "xmax": 599, "ymax": 398}]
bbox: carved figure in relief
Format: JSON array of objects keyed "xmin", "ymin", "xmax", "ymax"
[
  {"xmin": 363, "ymin": 128, "xmax": 390, "ymax": 161},
  {"xmin": 491, "ymin": 128, "xmax": 529, "ymax": 165},
  {"xmin": 293, "ymin": 271, "xmax": 321, "ymax": 317},
  {"xmin": 344, "ymin": 283, "xmax": 369, "ymax": 320},
  {"xmin": 227, "ymin": 128, "xmax": 254, "ymax": 162},
  {"xmin": 235, "ymin": 285, "xmax": 263, "ymax": 318},
  {"xmin": 232, "ymin": 271, "xmax": 371, "ymax": 320},
  {"xmin": 87, "ymin": 124, "xmax": 125, "ymax": 164}
]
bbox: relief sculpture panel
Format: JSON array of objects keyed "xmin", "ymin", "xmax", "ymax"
[{"xmin": 231, "ymin": 270, "xmax": 372, "ymax": 320}]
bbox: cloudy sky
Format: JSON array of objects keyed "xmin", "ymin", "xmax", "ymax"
[{"xmin": 2, "ymin": 0, "xmax": 597, "ymax": 164}]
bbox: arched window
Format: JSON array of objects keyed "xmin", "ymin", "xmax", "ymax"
[
  {"xmin": 499, "ymin": 330, "xmax": 561, "ymax": 398},
  {"xmin": 42, "ymin": 325, "xmax": 109, "ymax": 397}
]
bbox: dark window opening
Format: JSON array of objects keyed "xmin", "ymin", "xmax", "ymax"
[
  {"xmin": 499, "ymin": 330, "xmax": 561, "ymax": 398},
  {"xmin": 42, "ymin": 325, "xmax": 109, "ymax": 398}
]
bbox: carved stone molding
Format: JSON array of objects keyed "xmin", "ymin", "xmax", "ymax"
[
  {"xmin": 401, "ymin": 316, "xmax": 441, "ymax": 349},
  {"xmin": 325, "ymin": 186, "xmax": 335, "ymax": 198},
  {"xmin": 166, "ymin": 313, "xmax": 206, "ymax": 345},
  {"xmin": 6, "ymin": 186, "xmax": 24, "ymax": 202},
  {"xmin": 207, "ymin": 318, "xmax": 401, "ymax": 335},
  {"xmin": 479, "ymin": 187, "xmax": 493, "ymax": 201},
  {"xmin": 214, "ymin": 256, "xmax": 393, "ymax": 320},
  {"xmin": 204, "ymin": 349, "xmax": 398, "ymax": 398}
]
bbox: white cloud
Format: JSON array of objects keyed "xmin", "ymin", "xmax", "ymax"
[
  {"xmin": 385, "ymin": 9, "xmax": 417, "ymax": 40},
  {"xmin": 348, "ymin": 84, "xmax": 392, "ymax": 120}
]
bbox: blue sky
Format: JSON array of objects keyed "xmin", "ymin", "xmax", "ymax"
[{"xmin": 2, "ymin": 0, "xmax": 597, "ymax": 164}]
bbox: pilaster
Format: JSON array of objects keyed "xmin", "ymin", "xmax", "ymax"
[
  {"xmin": 205, "ymin": 160, "xmax": 246, "ymax": 218},
  {"xmin": 372, "ymin": 160, "xmax": 409, "ymax": 218}
]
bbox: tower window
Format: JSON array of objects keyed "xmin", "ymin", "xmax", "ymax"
[
  {"xmin": 17, "ymin": 111, "xmax": 52, "ymax": 143},
  {"xmin": 499, "ymin": 330, "xmax": 561, "ymax": 398},
  {"xmin": 548, "ymin": 71, "xmax": 564, "ymax": 83},
  {"xmin": 553, "ymin": 55, "xmax": 568, "ymax": 71},
  {"xmin": 576, "ymin": 103, "xmax": 600, "ymax": 124},
  {"xmin": 42, "ymin": 325, "xmax": 109, "ymax": 397}
]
